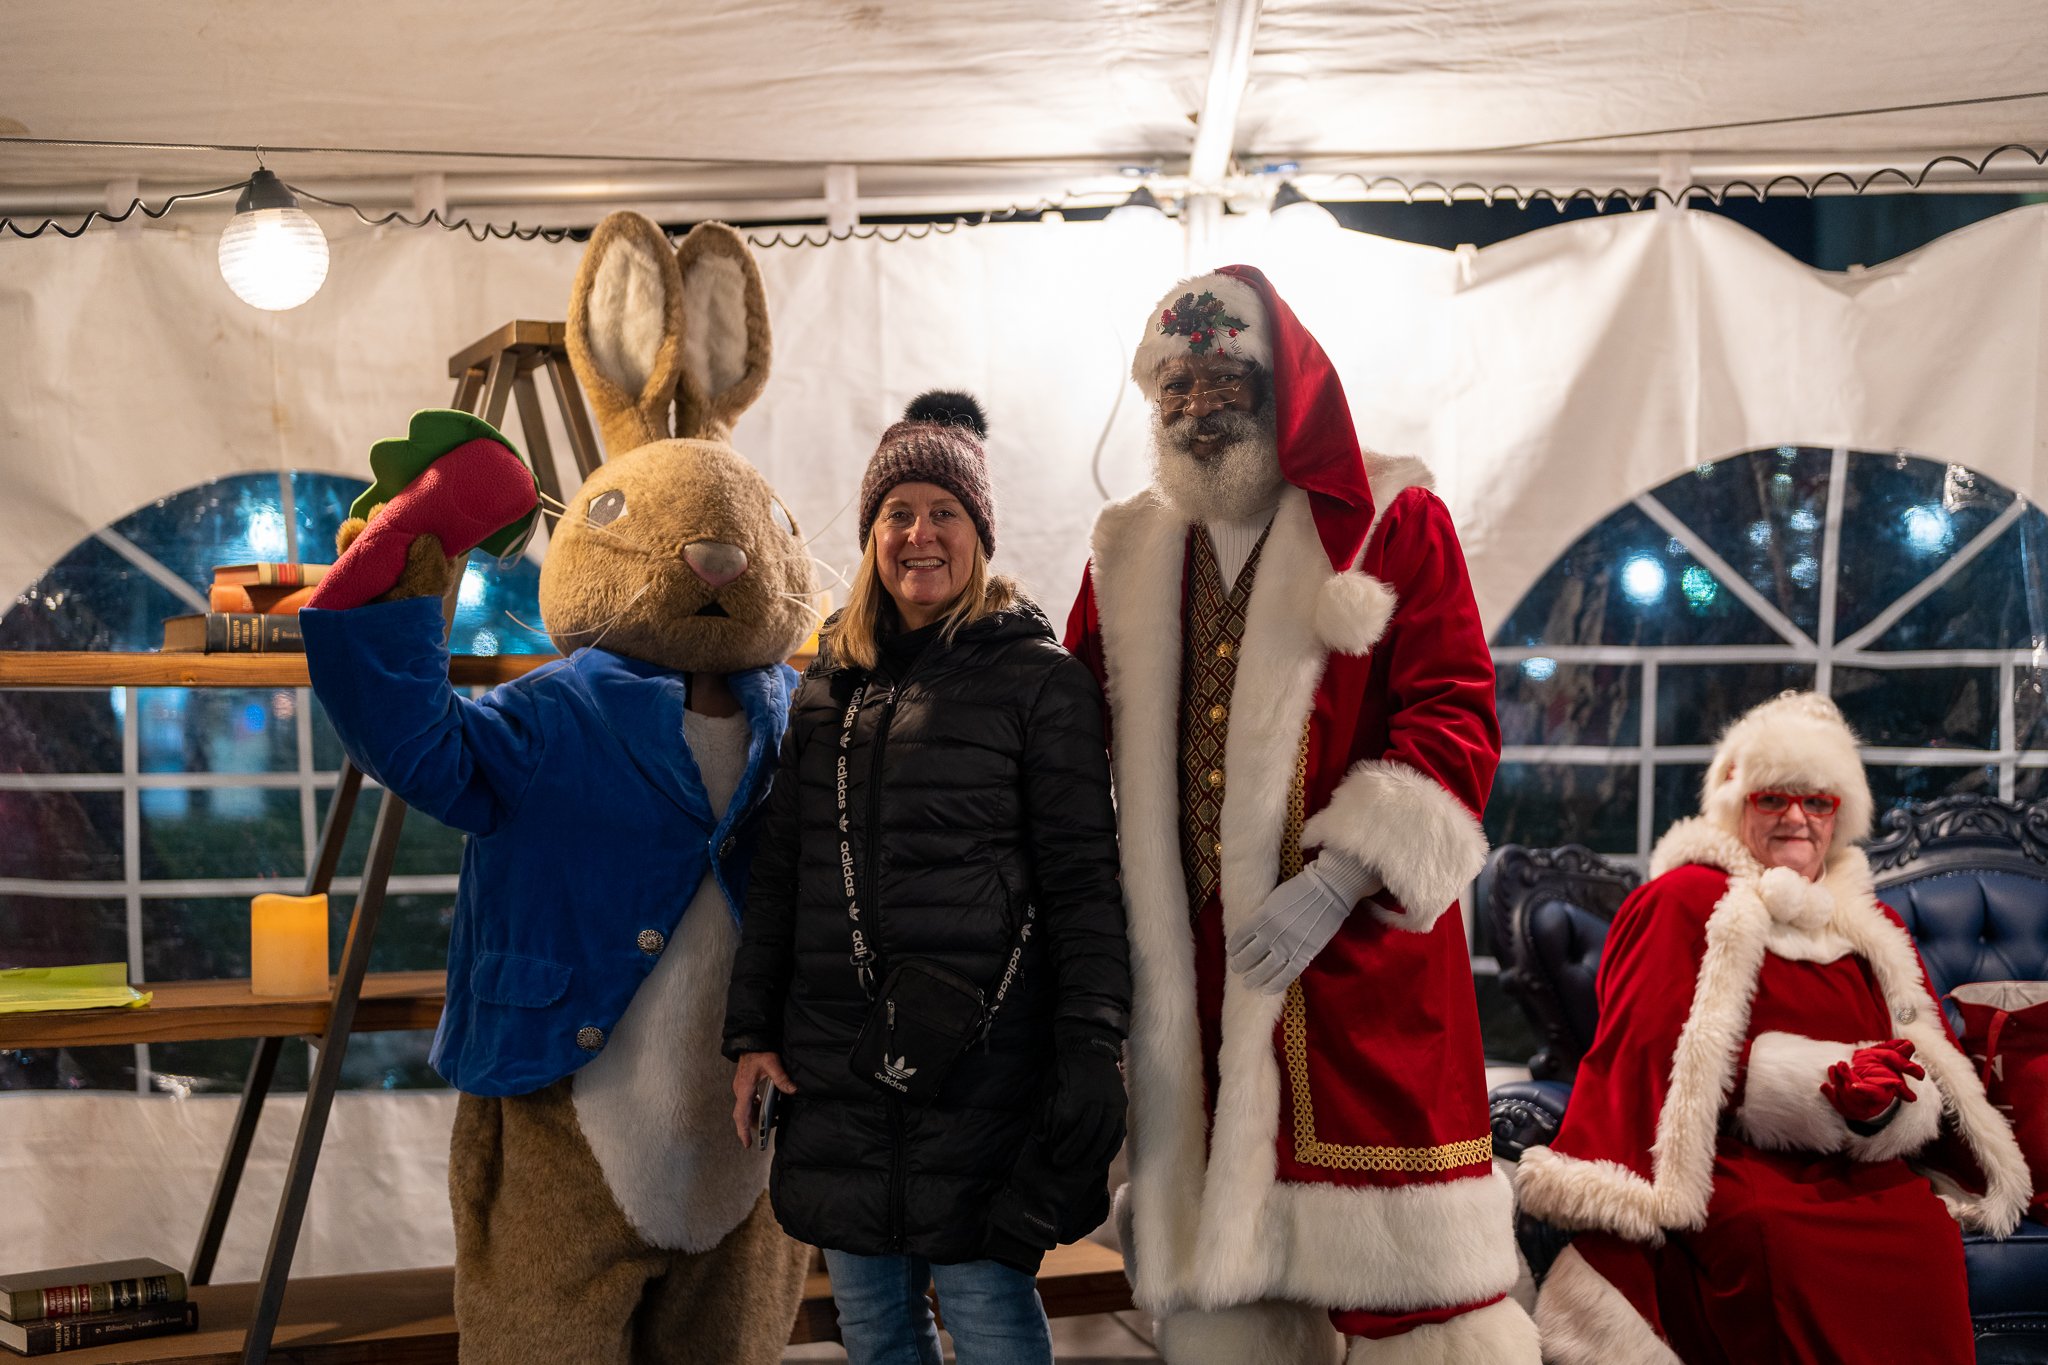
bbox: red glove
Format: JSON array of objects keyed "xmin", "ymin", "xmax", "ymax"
[
  {"xmin": 307, "ymin": 438, "xmax": 536, "ymax": 612},
  {"xmin": 1820, "ymin": 1038, "xmax": 1925, "ymax": 1124}
]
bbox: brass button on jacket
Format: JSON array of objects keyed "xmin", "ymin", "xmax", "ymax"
[
  {"xmin": 637, "ymin": 929, "xmax": 665, "ymax": 955},
  {"xmin": 576, "ymin": 1025, "xmax": 605, "ymax": 1052}
]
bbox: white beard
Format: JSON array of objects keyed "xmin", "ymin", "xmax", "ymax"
[{"xmin": 1149, "ymin": 405, "xmax": 1285, "ymax": 524}]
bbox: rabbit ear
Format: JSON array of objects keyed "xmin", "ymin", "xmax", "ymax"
[
  {"xmin": 673, "ymin": 222, "xmax": 772, "ymax": 442},
  {"xmin": 567, "ymin": 211, "xmax": 686, "ymax": 457}
]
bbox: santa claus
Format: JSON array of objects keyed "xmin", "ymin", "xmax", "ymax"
[
  {"xmin": 1517, "ymin": 691, "xmax": 2031, "ymax": 1362},
  {"xmin": 1064, "ymin": 268, "xmax": 1538, "ymax": 1364}
]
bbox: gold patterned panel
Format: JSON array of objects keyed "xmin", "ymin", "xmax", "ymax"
[{"xmin": 1279, "ymin": 708, "xmax": 1490, "ymax": 1174}]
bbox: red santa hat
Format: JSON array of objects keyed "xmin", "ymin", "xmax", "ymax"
[
  {"xmin": 1702, "ymin": 691, "xmax": 1875, "ymax": 848},
  {"xmin": 1131, "ymin": 266, "xmax": 1376, "ymax": 573}
]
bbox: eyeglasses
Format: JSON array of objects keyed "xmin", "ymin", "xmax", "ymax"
[
  {"xmin": 1160, "ymin": 376, "xmax": 1250, "ymax": 404},
  {"xmin": 1746, "ymin": 791, "xmax": 1843, "ymax": 817}
]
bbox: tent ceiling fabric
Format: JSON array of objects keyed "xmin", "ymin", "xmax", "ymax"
[{"xmin": 3, "ymin": 0, "xmax": 2045, "ymax": 204}]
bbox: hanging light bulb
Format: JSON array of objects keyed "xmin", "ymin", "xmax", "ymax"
[
  {"xmin": 217, "ymin": 169, "xmax": 329, "ymax": 310},
  {"xmin": 1269, "ymin": 180, "xmax": 1337, "ymax": 227},
  {"xmin": 1106, "ymin": 185, "xmax": 1169, "ymax": 225}
]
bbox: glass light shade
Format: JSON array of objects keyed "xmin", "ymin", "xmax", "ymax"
[{"xmin": 218, "ymin": 206, "xmax": 329, "ymax": 310}]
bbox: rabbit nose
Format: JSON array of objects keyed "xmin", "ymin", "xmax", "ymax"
[{"xmin": 683, "ymin": 540, "xmax": 749, "ymax": 588}]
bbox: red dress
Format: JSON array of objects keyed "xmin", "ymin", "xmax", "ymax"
[{"xmin": 1516, "ymin": 820, "xmax": 2030, "ymax": 1365}]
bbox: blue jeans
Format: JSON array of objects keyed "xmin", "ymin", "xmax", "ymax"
[{"xmin": 823, "ymin": 1249, "xmax": 1053, "ymax": 1365}]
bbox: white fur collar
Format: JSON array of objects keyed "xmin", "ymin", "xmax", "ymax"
[{"xmin": 1651, "ymin": 817, "xmax": 1864, "ymax": 959}]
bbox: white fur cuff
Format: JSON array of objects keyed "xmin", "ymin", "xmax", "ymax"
[
  {"xmin": 1733, "ymin": 1032, "xmax": 1856, "ymax": 1154},
  {"xmin": 1344, "ymin": 1298, "xmax": 1541, "ymax": 1365},
  {"xmin": 1302, "ymin": 759, "xmax": 1488, "ymax": 932},
  {"xmin": 1534, "ymin": 1245, "xmax": 1680, "ymax": 1365}
]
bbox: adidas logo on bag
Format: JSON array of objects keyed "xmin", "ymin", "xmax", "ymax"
[{"xmin": 875, "ymin": 1054, "xmax": 918, "ymax": 1092}]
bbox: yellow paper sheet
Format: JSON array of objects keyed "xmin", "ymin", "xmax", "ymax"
[{"xmin": 0, "ymin": 963, "xmax": 152, "ymax": 1014}]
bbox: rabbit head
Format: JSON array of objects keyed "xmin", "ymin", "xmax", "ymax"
[{"xmin": 542, "ymin": 212, "xmax": 818, "ymax": 675}]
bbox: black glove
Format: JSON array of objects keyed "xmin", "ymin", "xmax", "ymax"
[{"xmin": 1039, "ymin": 1027, "xmax": 1127, "ymax": 1170}]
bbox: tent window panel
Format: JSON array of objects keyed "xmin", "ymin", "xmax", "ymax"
[
  {"xmin": 139, "ymin": 687, "xmax": 301, "ymax": 775},
  {"xmin": 0, "ymin": 688, "xmax": 124, "ymax": 773},
  {"xmin": 138, "ymin": 787, "xmax": 304, "ymax": 882},
  {"xmin": 1835, "ymin": 456, "xmax": 2014, "ymax": 643},
  {"xmin": 358, "ymin": 892, "xmax": 457, "ymax": 977},
  {"xmin": 1864, "ymin": 763, "xmax": 1999, "ymax": 813},
  {"xmin": 0, "ymin": 894, "xmax": 127, "ymax": 969},
  {"xmin": 289, "ymin": 470, "xmax": 365, "ymax": 565},
  {"xmin": 313, "ymin": 788, "xmax": 469, "ymax": 881},
  {"xmin": 1476, "ymin": 971, "xmax": 1543, "ymax": 1069},
  {"xmin": 1653, "ymin": 764, "xmax": 1712, "ymax": 844},
  {"xmin": 1656, "ymin": 663, "xmax": 1816, "ymax": 746},
  {"xmin": 1, "ymin": 1045, "xmax": 138, "ymax": 1093},
  {"xmin": 1483, "ymin": 762, "xmax": 1637, "ymax": 854},
  {"xmin": 1648, "ymin": 447, "xmax": 1832, "ymax": 636},
  {"xmin": 1497, "ymin": 661, "xmax": 1638, "ymax": 747},
  {"xmin": 141, "ymin": 896, "xmax": 260, "ymax": 982},
  {"xmin": 448, "ymin": 554, "xmax": 551, "ymax": 658},
  {"xmin": 0, "ymin": 535, "xmax": 191, "ymax": 651},
  {"xmin": 2016, "ymin": 676, "xmax": 2048, "ymax": 752},
  {"xmin": 1495, "ymin": 502, "xmax": 1781, "ymax": 649},
  {"xmin": 113, "ymin": 474, "xmax": 297, "ymax": 600},
  {"xmin": 1833, "ymin": 667, "xmax": 1999, "ymax": 751},
  {"xmin": 1, "ymin": 791, "xmax": 123, "ymax": 880},
  {"xmin": 1879, "ymin": 513, "xmax": 2048, "ymax": 652}
]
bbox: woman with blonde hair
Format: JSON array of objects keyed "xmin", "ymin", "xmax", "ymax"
[
  {"xmin": 1517, "ymin": 692, "xmax": 2031, "ymax": 1363},
  {"xmin": 724, "ymin": 393, "xmax": 1129, "ymax": 1365}
]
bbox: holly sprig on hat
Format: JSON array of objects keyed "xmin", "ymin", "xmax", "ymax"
[{"xmin": 1157, "ymin": 290, "xmax": 1249, "ymax": 356}]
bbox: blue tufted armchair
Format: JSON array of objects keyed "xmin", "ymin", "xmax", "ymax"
[{"xmin": 1484, "ymin": 794, "xmax": 2048, "ymax": 1363}]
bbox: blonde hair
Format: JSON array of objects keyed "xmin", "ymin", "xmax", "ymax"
[{"xmin": 828, "ymin": 535, "xmax": 1019, "ymax": 672}]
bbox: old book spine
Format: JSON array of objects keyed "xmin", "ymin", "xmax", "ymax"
[
  {"xmin": 208, "ymin": 613, "xmax": 306, "ymax": 653},
  {"xmin": 7, "ymin": 1301, "xmax": 196, "ymax": 1355},
  {"xmin": 10, "ymin": 1271, "xmax": 185, "ymax": 1321}
]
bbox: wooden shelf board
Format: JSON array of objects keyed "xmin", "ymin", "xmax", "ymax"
[
  {"xmin": 28, "ymin": 1243, "xmax": 1127, "ymax": 1362},
  {"xmin": 0, "ymin": 972, "xmax": 444, "ymax": 1048},
  {"xmin": 0, "ymin": 653, "xmax": 556, "ymax": 689}
]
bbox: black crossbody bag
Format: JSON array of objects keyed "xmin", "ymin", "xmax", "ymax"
[{"xmin": 835, "ymin": 680, "xmax": 1033, "ymax": 1104}]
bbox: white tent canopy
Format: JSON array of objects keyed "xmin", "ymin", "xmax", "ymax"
[{"xmin": 4, "ymin": 0, "xmax": 2048, "ymax": 221}]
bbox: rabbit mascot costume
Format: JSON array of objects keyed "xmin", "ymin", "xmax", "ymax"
[{"xmin": 300, "ymin": 212, "xmax": 816, "ymax": 1364}]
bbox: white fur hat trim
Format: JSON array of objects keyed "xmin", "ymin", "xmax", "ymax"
[
  {"xmin": 1132, "ymin": 272, "xmax": 1273, "ymax": 397},
  {"xmin": 1702, "ymin": 691, "xmax": 1874, "ymax": 847}
]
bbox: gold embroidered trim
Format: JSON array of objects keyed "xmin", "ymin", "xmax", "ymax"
[{"xmin": 1279, "ymin": 722, "xmax": 1488, "ymax": 1174}]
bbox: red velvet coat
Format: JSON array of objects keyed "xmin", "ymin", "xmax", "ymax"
[
  {"xmin": 1065, "ymin": 458, "xmax": 1521, "ymax": 1329},
  {"xmin": 1517, "ymin": 818, "xmax": 2032, "ymax": 1364}
]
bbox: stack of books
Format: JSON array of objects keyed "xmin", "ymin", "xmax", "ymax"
[
  {"xmin": 0, "ymin": 1259, "xmax": 197, "ymax": 1355},
  {"xmin": 161, "ymin": 561, "xmax": 329, "ymax": 654}
]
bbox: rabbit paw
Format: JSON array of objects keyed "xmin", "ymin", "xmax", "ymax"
[{"xmin": 376, "ymin": 534, "xmax": 462, "ymax": 603}]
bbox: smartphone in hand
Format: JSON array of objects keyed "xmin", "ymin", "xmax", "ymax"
[{"xmin": 754, "ymin": 1083, "xmax": 783, "ymax": 1151}]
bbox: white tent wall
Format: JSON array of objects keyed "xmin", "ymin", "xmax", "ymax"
[
  {"xmin": 6, "ymin": 202, "xmax": 2048, "ymax": 1272},
  {"xmin": 5, "ymin": 204, "xmax": 2048, "ymax": 630}
]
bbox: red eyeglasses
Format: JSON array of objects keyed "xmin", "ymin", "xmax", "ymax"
[{"xmin": 1747, "ymin": 791, "xmax": 1843, "ymax": 818}]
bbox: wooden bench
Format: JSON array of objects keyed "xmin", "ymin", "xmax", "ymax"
[{"xmin": 47, "ymin": 1242, "xmax": 1133, "ymax": 1362}]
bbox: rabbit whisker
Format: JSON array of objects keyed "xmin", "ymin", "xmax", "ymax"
[
  {"xmin": 798, "ymin": 491, "xmax": 860, "ymax": 551},
  {"xmin": 504, "ymin": 578, "xmax": 657, "ymax": 647},
  {"xmin": 805, "ymin": 555, "xmax": 854, "ymax": 591},
  {"xmin": 776, "ymin": 592, "xmax": 829, "ymax": 627}
]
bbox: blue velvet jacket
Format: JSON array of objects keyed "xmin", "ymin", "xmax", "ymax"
[{"xmin": 301, "ymin": 596, "xmax": 797, "ymax": 1096}]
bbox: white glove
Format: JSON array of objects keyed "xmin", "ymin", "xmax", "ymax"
[{"xmin": 1226, "ymin": 850, "xmax": 1384, "ymax": 995}]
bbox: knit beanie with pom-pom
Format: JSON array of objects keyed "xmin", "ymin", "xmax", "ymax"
[{"xmin": 859, "ymin": 390, "xmax": 996, "ymax": 555}]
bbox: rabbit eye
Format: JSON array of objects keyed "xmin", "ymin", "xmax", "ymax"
[
  {"xmin": 588, "ymin": 490, "xmax": 628, "ymax": 527},
  {"xmin": 770, "ymin": 498, "xmax": 799, "ymax": 538}
]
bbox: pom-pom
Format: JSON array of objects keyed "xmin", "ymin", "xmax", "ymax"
[{"xmin": 904, "ymin": 389, "xmax": 988, "ymax": 437}]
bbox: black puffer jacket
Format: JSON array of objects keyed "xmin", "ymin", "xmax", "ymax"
[{"xmin": 723, "ymin": 599, "xmax": 1128, "ymax": 1263}]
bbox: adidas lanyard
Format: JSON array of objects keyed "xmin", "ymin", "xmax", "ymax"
[{"xmin": 833, "ymin": 677, "xmax": 1036, "ymax": 1014}]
